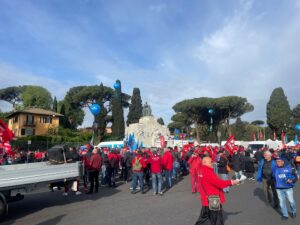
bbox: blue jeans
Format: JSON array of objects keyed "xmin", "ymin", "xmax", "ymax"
[
  {"xmin": 296, "ymin": 165, "xmax": 300, "ymax": 178},
  {"xmin": 164, "ymin": 170, "xmax": 172, "ymax": 188},
  {"xmin": 132, "ymin": 172, "xmax": 143, "ymax": 192},
  {"xmin": 235, "ymin": 171, "xmax": 243, "ymax": 180},
  {"xmin": 276, "ymin": 188, "xmax": 297, "ymax": 217},
  {"xmin": 152, "ymin": 173, "xmax": 162, "ymax": 193},
  {"xmin": 172, "ymin": 161, "xmax": 180, "ymax": 178},
  {"xmin": 220, "ymin": 173, "xmax": 230, "ymax": 192}
]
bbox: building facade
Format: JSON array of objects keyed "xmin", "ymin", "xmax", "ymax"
[{"xmin": 7, "ymin": 108, "xmax": 63, "ymax": 137}]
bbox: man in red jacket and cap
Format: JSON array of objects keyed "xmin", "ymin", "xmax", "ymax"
[
  {"xmin": 87, "ymin": 148, "xmax": 102, "ymax": 194},
  {"xmin": 195, "ymin": 156, "xmax": 240, "ymax": 225},
  {"xmin": 163, "ymin": 147, "xmax": 174, "ymax": 189},
  {"xmin": 188, "ymin": 150, "xmax": 202, "ymax": 193}
]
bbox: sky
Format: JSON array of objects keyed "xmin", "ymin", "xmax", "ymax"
[{"xmin": 0, "ymin": 0, "xmax": 300, "ymax": 127}]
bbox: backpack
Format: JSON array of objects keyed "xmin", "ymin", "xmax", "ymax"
[
  {"xmin": 110, "ymin": 156, "xmax": 116, "ymax": 168},
  {"xmin": 133, "ymin": 157, "xmax": 142, "ymax": 171},
  {"xmin": 295, "ymin": 156, "xmax": 300, "ymax": 163}
]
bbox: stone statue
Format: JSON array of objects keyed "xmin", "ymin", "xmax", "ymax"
[{"xmin": 142, "ymin": 102, "xmax": 152, "ymax": 116}]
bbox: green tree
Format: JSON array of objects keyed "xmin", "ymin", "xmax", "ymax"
[
  {"xmin": 232, "ymin": 117, "xmax": 247, "ymax": 140},
  {"xmin": 251, "ymin": 120, "xmax": 265, "ymax": 126},
  {"xmin": 63, "ymin": 83, "xmax": 130, "ymax": 133},
  {"xmin": 59, "ymin": 103, "xmax": 71, "ymax": 128},
  {"xmin": 0, "ymin": 110, "xmax": 10, "ymax": 124},
  {"xmin": 291, "ymin": 104, "xmax": 300, "ymax": 126},
  {"xmin": 267, "ymin": 87, "xmax": 291, "ymax": 136},
  {"xmin": 111, "ymin": 80, "xmax": 125, "ymax": 139},
  {"xmin": 172, "ymin": 96, "xmax": 253, "ymax": 143},
  {"xmin": 0, "ymin": 86, "xmax": 24, "ymax": 109},
  {"xmin": 21, "ymin": 85, "xmax": 53, "ymax": 109},
  {"xmin": 53, "ymin": 96, "xmax": 58, "ymax": 112},
  {"xmin": 157, "ymin": 117, "xmax": 165, "ymax": 125},
  {"xmin": 127, "ymin": 88, "xmax": 143, "ymax": 126}
]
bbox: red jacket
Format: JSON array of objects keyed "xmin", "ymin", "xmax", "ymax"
[
  {"xmin": 188, "ymin": 155, "xmax": 202, "ymax": 175},
  {"xmin": 149, "ymin": 155, "xmax": 163, "ymax": 174},
  {"xmin": 163, "ymin": 151, "xmax": 173, "ymax": 171},
  {"xmin": 197, "ymin": 165, "xmax": 232, "ymax": 206},
  {"xmin": 89, "ymin": 153, "xmax": 102, "ymax": 171},
  {"xmin": 132, "ymin": 155, "xmax": 146, "ymax": 172}
]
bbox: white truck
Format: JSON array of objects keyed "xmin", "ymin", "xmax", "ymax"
[{"xmin": 0, "ymin": 161, "xmax": 83, "ymax": 219}]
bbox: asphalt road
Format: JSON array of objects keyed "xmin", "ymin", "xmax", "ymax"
[{"xmin": 2, "ymin": 175, "xmax": 300, "ymax": 225}]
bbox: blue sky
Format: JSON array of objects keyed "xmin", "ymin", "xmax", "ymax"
[{"xmin": 0, "ymin": 0, "xmax": 300, "ymax": 127}]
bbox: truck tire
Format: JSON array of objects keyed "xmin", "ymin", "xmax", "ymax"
[{"xmin": 0, "ymin": 194, "xmax": 7, "ymax": 220}]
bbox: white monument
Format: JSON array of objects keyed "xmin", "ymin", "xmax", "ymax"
[{"xmin": 125, "ymin": 102, "xmax": 170, "ymax": 147}]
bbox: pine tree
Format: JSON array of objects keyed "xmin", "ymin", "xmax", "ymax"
[
  {"xmin": 127, "ymin": 88, "xmax": 143, "ymax": 126},
  {"xmin": 111, "ymin": 80, "xmax": 125, "ymax": 139},
  {"xmin": 267, "ymin": 87, "xmax": 291, "ymax": 135},
  {"xmin": 59, "ymin": 103, "xmax": 70, "ymax": 128},
  {"xmin": 53, "ymin": 96, "xmax": 58, "ymax": 112},
  {"xmin": 157, "ymin": 117, "xmax": 165, "ymax": 125}
]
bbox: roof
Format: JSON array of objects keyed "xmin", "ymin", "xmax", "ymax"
[{"xmin": 7, "ymin": 108, "xmax": 63, "ymax": 118}]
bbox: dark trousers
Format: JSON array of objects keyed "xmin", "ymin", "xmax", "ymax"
[
  {"xmin": 124, "ymin": 166, "xmax": 132, "ymax": 182},
  {"xmin": 107, "ymin": 167, "xmax": 116, "ymax": 187},
  {"xmin": 195, "ymin": 206, "xmax": 224, "ymax": 225},
  {"xmin": 89, "ymin": 171, "xmax": 99, "ymax": 193},
  {"xmin": 262, "ymin": 178, "xmax": 279, "ymax": 207}
]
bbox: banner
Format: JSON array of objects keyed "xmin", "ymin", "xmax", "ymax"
[{"xmin": 224, "ymin": 135, "xmax": 235, "ymax": 154}]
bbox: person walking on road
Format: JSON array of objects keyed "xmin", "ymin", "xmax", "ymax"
[
  {"xmin": 257, "ymin": 151, "xmax": 279, "ymax": 208},
  {"xmin": 87, "ymin": 148, "xmax": 102, "ymax": 194},
  {"xmin": 272, "ymin": 157, "xmax": 297, "ymax": 220},
  {"xmin": 163, "ymin": 147, "xmax": 174, "ymax": 189},
  {"xmin": 195, "ymin": 156, "xmax": 240, "ymax": 225},
  {"xmin": 188, "ymin": 151, "xmax": 202, "ymax": 193},
  {"xmin": 149, "ymin": 150, "xmax": 163, "ymax": 196},
  {"xmin": 131, "ymin": 150, "xmax": 146, "ymax": 194}
]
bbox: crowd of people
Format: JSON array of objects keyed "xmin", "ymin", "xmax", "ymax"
[{"xmin": 1, "ymin": 142, "xmax": 299, "ymax": 224}]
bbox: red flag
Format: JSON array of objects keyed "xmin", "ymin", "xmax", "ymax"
[
  {"xmin": 0, "ymin": 119, "xmax": 14, "ymax": 143},
  {"xmin": 273, "ymin": 130, "xmax": 276, "ymax": 141},
  {"xmin": 259, "ymin": 130, "xmax": 263, "ymax": 141},
  {"xmin": 281, "ymin": 131, "xmax": 285, "ymax": 144},
  {"xmin": 252, "ymin": 132, "xmax": 256, "ymax": 141},
  {"xmin": 224, "ymin": 135, "xmax": 235, "ymax": 154},
  {"xmin": 180, "ymin": 133, "xmax": 185, "ymax": 140},
  {"xmin": 160, "ymin": 135, "xmax": 165, "ymax": 148}
]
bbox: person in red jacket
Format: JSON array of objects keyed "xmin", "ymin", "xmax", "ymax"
[
  {"xmin": 188, "ymin": 151, "xmax": 202, "ymax": 193},
  {"xmin": 149, "ymin": 150, "xmax": 163, "ymax": 196},
  {"xmin": 195, "ymin": 156, "xmax": 240, "ymax": 225},
  {"xmin": 131, "ymin": 150, "xmax": 147, "ymax": 194},
  {"xmin": 163, "ymin": 148, "xmax": 174, "ymax": 189},
  {"xmin": 87, "ymin": 148, "xmax": 102, "ymax": 194}
]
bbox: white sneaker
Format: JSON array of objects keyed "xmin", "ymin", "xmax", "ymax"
[
  {"xmin": 62, "ymin": 192, "xmax": 68, "ymax": 196},
  {"xmin": 130, "ymin": 187, "xmax": 133, "ymax": 190},
  {"xmin": 75, "ymin": 191, "xmax": 82, "ymax": 195},
  {"xmin": 159, "ymin": 192, "xmax": 163, "ymax": 196},
  {"xmin": 136, "ymin": 186, "xmax": 140, "ymax": 190},
  {"xmin": 53, "ymin": 186, "xmax": 58, "ymax": 191}
]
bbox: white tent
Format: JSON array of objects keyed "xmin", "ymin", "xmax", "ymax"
[{"xmin": 286, "ymin": 140, "xmax": 295, "ymax": 147}]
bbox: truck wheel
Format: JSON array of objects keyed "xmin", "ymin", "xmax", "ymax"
[{"xmin": 0, "ymin": 197, "xmax": 7, "ymax": 220}]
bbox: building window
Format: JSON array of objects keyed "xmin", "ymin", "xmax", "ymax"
[
  {"xmin": 40, "ymin": 116, "xmax": 52, "ymax": 124},
  {"xmin": 13, "ymin": 116, "xmax": 18, "ymax": 123},
  {"xmin": 21, "ymin": 128, "xmax": 34, "ymax": 136},
  {"xmin": 26, "ymin": 115, "xmax": 34, "ymax": 125}
]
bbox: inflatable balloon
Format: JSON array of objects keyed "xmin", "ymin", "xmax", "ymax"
[
  {"xmin": 113, "ymin": 82, "xmax": 121, "ymax": 90},
  {"xmin": 208, "ymin": 109, "xmax": 214, "ymax": 115},
  {"xmin": 90, "ymin": 103, "xmax": 101, "ymax": 116},
  {"xmin": 294, "ymin": 124, "xmax": 300, "ymax": 132}
]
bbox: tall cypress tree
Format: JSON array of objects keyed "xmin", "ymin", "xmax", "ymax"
[
  {"xmin": 53, "ymin": 96, "xmax": 58, "ymax": 112},
  {"xmin": 127, "ymin": 88, "xmax": 143, "ymax": 126},
  {"xmin": 267, "ymin": 87, "xmax": 291, "ymax": 135},
  {"xmin": 111, "ymin": 80, "xmax": 125, "ymax": 139}
]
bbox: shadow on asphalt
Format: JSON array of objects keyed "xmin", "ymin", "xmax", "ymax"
[
  {"xmin": 36, "ymin": 214, "xmax": 66, "ymax": 225},
  {"xmin": 253, "ymin": 187, "xmax": 265, "ymax": 203},
  {"xmin": 223, "ymin": 210, "xmax": 242, "ymax": 222},
  {"xmin": 2, "ymin": 185, "xmax": 121, "ymax": 225}
]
